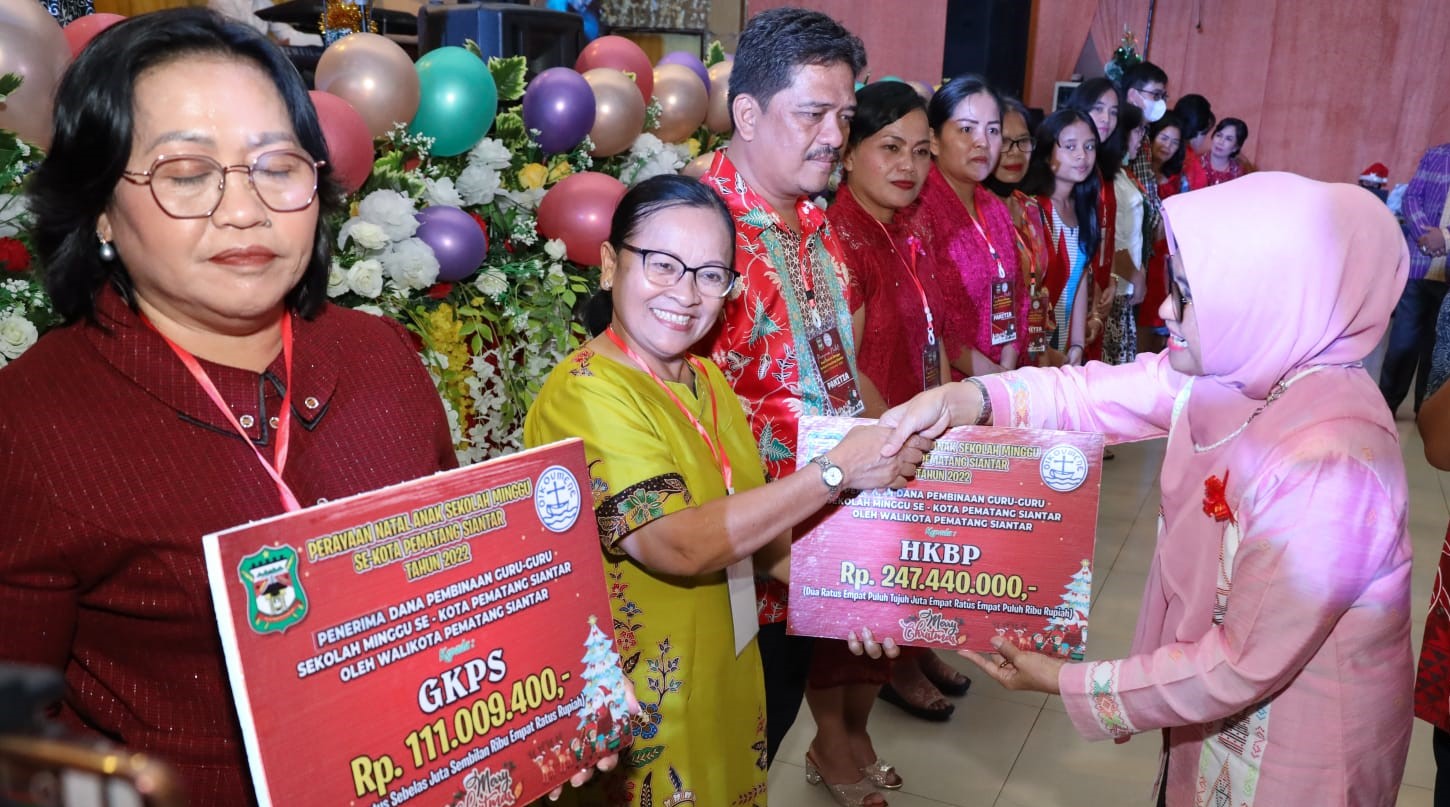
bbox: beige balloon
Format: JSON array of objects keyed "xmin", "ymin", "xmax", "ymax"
[
  {"xmin": 315, "ymin": 33, "xmax": 420, "ymax": 139},
  {"xmin": 583, "ymin": 68, "xmax": 645, "ymax": 157},
  {"xmin": 705, "ymin": 61, "xmax": 733, "ymax": 134},
  {"xmin": 680, "ymin": 152, "xmax": 714, "ymax": 179},
  {"xmin": 0, "ymin": 0, "xmax": 71, "ymax": 149},
  {"xmin": 651, "ymin": 63, "xmax": 708, "ymax": 144}
]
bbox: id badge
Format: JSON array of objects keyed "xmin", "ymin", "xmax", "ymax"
[
  {"xmin": 990, "ymin": 280, "xmax": 1017, "ymax": 346},
  {"xmin": 808, "ymin": 327, "xmax": 864, "ymax": 415},
  {"xmin": 1027, "ymin": 293, "xmax": 1048, "ymax": 356},
  {"xmin": 922, "ymin": 339, "xmax": 942, "ymax": 389}
]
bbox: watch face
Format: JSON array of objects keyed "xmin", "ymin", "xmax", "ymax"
[{"xmin": 823, "ymin": 466, "xmax": 845, "ymax": 487}]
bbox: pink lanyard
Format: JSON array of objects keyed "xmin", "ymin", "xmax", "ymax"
[
  {"xmin": 873, "ymin": 220, "xmax": 936, "ymax": 346},
  {"xmin": 147, "ymin": 313, "xmax": 302, "ymax": 512},
  {"xmin": 604, "ymin": 327, "xmax": 733, "ymax": 494}
]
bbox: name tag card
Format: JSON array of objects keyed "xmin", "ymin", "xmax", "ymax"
[
  {"xmin": 788, "ymin": 417, "xmax": 1103, "ymax": 656},
  {"xmin": 204, "ymin": 440, "xmax": 629, "ymax": 807}
]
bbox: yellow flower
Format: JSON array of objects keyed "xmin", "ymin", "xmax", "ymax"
[
  {"xmin": 518, "ymin": 163, "xmax": 549, "ymax": 190},
  {"xmin": 685, "ymin": 138, "xmax": 701, "ymax": 158},
  {"xmin": 546, "ymin": 160, "xmax": 573, "ymax": 183},
  {"xmin": 417, "ymin": 303, "xmax": 474, "ymax": 425}
]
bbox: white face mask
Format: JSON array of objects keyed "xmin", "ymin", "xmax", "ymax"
[{"xmin": 1143, "ymin": 98, "xmax": 1167, "ymax": 123}]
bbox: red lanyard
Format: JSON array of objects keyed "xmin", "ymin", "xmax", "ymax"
[
  {"xmin": 966, "ymin": 208, "xmax": 1008, "ymax": 280},
  {"xmin": 147, "ymin": 313, "xmax": 301, "ymax": 512},
  {"xmin": 873, "ymin": 220, "xmax": 936, "ymax": 346},
  {"xmin": 604, "ymin": 328, "xmax": 733, "ymax": 494}
]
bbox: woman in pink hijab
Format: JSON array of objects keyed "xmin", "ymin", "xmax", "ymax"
[{"xmin": 867, "ymin": 172, "xmax": 1414, "ymax": 805}]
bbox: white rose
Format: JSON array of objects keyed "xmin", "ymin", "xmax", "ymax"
[
  {"xmin": 354, "ymin": 304, "xmax": 386, "ymax": 317},
  {"xmin": 423, "ymin": 177, "xmax": 466, "ymax": 208},
  {"xmin": 0, "ymin": 194, "xmax": 28, "ymax": 238},
  {"xmin": 0, "ymin": 314, "xmax": 38, "ymax": 359},
  {"xmin": 346, "ymin": 258, "xmax": 385, "ymax": 298},
  {"xmin": 467, "ymin": 138, "xmax": 513, "ymax": 172},
  {"xmin": 381, "ymin": 238, "xmax": 440, "ymax": 291},
  {"xmin": 474, "ymin": 268, "xmax": 508, "ymax": 298},
  {"xmin": 456, "ymin": 165, "xmax": 502, "ymax": 206},
  {"xmin": 543, "ymin": 239, "xmax": 568, "ymax": 262},
  {"xmin": 357, "ymin": 189, "xmax": 420, "ymax": 241},
  {"xmin": 504, "ymin": 187, "xmax": 545, "ymax": 211},
  {"xmin": 628, "ymin": 132, "xmax": 665, "ymax": 158},
  {"xmin": 326, "ymin": 261, "xmax": 349, "ymax": 297},
  {"xmin": 338, "ymin": 218, "xmax": 390, "ymax": 251}
]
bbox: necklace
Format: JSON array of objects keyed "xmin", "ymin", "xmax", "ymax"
[{"xmin": 1192, "ymin": 364, "xmax": 1349, "ymax": 452}]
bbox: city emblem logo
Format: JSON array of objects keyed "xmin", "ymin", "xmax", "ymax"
[
  {"xmin": 1040, "ymin": 444, "xmax": 1090, "ymax": 493},
  {"xmin": 535, "ymin": 464, "xmax": 582, "ymax": 533},
  {"xmin": 238, "ymin": 545, "xmax": 307, "ymax": 634}
]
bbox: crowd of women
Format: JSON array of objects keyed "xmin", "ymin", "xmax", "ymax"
[{"xmin": 0, "ymin": 7, "xmax": 1423, "ymax": 807}]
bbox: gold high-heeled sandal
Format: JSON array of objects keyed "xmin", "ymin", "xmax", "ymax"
[
  {"xmin": 859, "ymin": 758, "xmax": 903, "ymax": 790},
  {"xmin": 805, "ymin": 752, "xmax": 888, "ymax": 807}
]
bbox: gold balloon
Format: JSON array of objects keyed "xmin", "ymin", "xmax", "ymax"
[
  {"xmin": 680, "ymin": 152, "xmax": 714, "ymax": 179},
  {"xmin": 315, "ymin": 33, "xmax": 420, "ymax": 139},
  {"xmin": 705, "ymin": 61, "xmax": 733, "ymax": 134},
  {"xmin": 0, "ymin": 0, "xmax": 71, "ymax": 148},
  {"xmin": 583, "ymin": 68, "xmax": 645, "ymax": 157},
  {"xmin": 651, "ymin": 63, "xmax": 708, "ymax": 144}
]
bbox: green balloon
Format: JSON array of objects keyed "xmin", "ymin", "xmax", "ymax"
[{"xmin": 409, "ymin": 47, "xmax": 499, "ymax": 157}]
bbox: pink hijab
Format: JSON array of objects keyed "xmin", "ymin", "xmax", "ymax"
[{"xmin": 1163, "ymin": 172, "xmax": 1409, "ymax": 445}]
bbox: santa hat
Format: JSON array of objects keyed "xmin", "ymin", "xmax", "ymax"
[{"xmin": 1359, "ymin": 163, "xmax": 1389, "ymax": 185}]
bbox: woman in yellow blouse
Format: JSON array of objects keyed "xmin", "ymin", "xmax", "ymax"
[{"xmin": 525, "ymin": 175, "xmax": 929, "ymax": 807}]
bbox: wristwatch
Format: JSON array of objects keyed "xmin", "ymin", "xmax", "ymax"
[{"xmin": 810, "ymin": 454, "xmax": 845, "ymax": 496}]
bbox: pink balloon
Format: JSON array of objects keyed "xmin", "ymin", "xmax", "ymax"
[
  {"xmin": 62, "ymin": 12, "xmax": 124, "ymax": 58},
  {"xmin": 309, "ymin": 91, "xmax": 374, "ymax": 194},
  {"xmin": 574, "ymin": 35, "xmax": 653, "ymax": 104},
  {"xmin": 0, "ymin": 0, "xmax": 70, "ymax": 148},
  {"xmin": 315, "ymin": 33, "xmax": 420, "ymax": 139},
  {"xmin": 536, "ymin": 172, "xmax": 627, "ymax": 266}
]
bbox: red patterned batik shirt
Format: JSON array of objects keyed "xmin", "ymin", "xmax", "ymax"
[{"xmin": 701, "ymin": 151, "xmax": 864, "ymax": 624}]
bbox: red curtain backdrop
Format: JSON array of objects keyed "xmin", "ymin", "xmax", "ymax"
[
  {"xmin": 1026, "ymin": 0, "xmax": 1450, "ymax": 183},
  {"xmin": 744, "ymin": 0, "xmax": 948, "ymax": 86}
]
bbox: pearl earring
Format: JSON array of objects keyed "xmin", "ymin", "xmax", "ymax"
[{"xmin": 97, "ymin": 236, "xmax": 116, "ymax": 262}]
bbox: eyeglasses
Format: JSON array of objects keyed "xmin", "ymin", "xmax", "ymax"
[
  {"xmin": 121, "ymin": 150, "xmax": 325, "ymax": 219},
  {"xmin": 1168, "ymin": 273, "xmax": 1192, "ymax": 321},
  {"xmin": 620, "ymin": 244, "xmax": 738, "ymax": 298},
  {"xmin": 1003, "ymin": 136, "xmax": 1034, "ymax": 154},
  {"xmin": 1136, "ymin": 87, "xmax": 1169, "ymax": 102}
]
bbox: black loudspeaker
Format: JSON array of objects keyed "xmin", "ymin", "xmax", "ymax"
[{"xmin": 940, "ymin": 0, "xmax": 1033, "ymax": 101}]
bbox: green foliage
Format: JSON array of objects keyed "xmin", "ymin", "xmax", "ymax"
[
  {"xmin": 705, "ymin": 41, "xmax": 727, "ymax": 68},
  {"xmin": 488, "ymin": 56, "xmax": 528, "ymax": 103}
]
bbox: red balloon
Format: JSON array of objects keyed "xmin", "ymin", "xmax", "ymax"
[
  {"xmin": 574, "ymin": 36, "xmax": 653, "ymax": 104},
  {"xmin": 309, "ymin": 90, "xmax": 375, "ymax": 194},
  {"xmin": 62, "ymin": 13, "xmax": 124, "ymax": 59},
  {"xmin": 536, "ymin": 172, "xmax": 627, "ymax": 266}
]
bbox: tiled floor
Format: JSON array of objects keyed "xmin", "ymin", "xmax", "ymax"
[{"xmin": 767, "ymin": 411, "xmax": 1444, "ymax": 806}]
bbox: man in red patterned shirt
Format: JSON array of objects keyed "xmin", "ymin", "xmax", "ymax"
[{"xmin": 698, "ymin": 5, "xmax": 875, "ymax": 771}]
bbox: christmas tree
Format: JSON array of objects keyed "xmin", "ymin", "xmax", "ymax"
[
  {"xmin": 578, "ymin": 616, "xmax": 632, "ymax": 731},
  {"xmin": 1047, "ymin": 559, "xmax": 1091, "ymax": 642}
]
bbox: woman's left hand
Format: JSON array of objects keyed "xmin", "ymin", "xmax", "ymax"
[
  {"xmin": 961, "ymin": 636, "xmax": 1065, "ymax": 694},
  {"xmin": 546, "ymin": 674, "xmax": 640, "ymax": 800}
]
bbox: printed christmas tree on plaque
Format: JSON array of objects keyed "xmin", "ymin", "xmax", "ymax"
[
  {"xmin": 577, "ymin": 616, "xmax": 631, "ymax": 753},
  {"xmin": 1046, "ymin": 559, "xmax": 1091, "ymax": 660}
]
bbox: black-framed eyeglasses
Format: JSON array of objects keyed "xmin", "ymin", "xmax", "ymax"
[
  {"xmin": 1003, "ymin": 136, "xmax": 1034, "ymax": 154},
  {"xmin": 121, "ymin": 150, "xmax": 325, "ymax": 219},
  {"xmin": 619, "ymin": 243, "xmax": 738, "ymax": 298},
  {"xmin": 1168, "ymin": 273, "xmax": 1192, "ymax": 321},
  {"xmin": 1136, "ymin": 87, "xmax": 1169, "ymax": 102}
]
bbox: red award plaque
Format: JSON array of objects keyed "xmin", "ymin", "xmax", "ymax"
[
  {"xmin": 788, "ymin": 417, "xmax": 1103, "ymax": 658},
  {"xmin": 204, "ymin": 439, "xmax": 630, "ymax": 807}
]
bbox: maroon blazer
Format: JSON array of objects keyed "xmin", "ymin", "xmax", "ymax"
[{"xmin": 0, "ymin": 287, "xmax": 456, "ymax": 805}]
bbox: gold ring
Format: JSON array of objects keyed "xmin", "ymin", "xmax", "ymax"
[{"xmin": 998, "ymin": 660, "xmax": 1012, "ymax": 670}]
